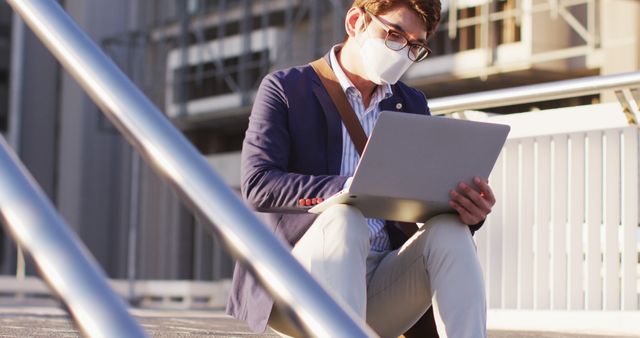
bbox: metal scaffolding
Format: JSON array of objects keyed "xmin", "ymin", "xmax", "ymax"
[
  {"xmin": 100, "ymin": 0, "xmax": 601, "ymax": 122},
  {"xmin": 101, "ymin": 0, "xmax": 351, "ymax": 122}
]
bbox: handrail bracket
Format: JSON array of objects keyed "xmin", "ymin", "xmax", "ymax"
[{"xmin": 615, "ymin": 89, "xmax": 639, "ymax": 126}]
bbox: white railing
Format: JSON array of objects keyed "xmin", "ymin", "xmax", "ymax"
[{"xmin": 473, "ymin": 102, "xmax": 639, "ymax": 311}]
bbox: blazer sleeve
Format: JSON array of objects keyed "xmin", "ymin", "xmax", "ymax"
[{"xmin": 241, "ymin": 73, "xmax": 348, "ymax": 213}]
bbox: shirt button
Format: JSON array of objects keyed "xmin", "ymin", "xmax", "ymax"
[{"xmin": 396, "ymin": 103, "xmax": 403, "ymax": 110}]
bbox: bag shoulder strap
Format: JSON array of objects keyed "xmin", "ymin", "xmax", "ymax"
[{"xmin": 310, "ymin": 57, "xmax": 367, "ymax": 156}]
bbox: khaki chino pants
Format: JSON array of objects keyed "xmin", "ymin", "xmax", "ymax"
[{"xmin": 269, "ymin": 205, "xmax": 487, "ymax": 338}]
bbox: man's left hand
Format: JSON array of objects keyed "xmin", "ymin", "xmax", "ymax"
[{"xmin": 448, "ymin": 177, "xmax": 495, "ymax": 225}]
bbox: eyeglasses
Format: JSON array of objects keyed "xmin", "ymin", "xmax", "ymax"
[{"xmin": 364, "ymin": 9, "xmax": 431, "ymax": 62}]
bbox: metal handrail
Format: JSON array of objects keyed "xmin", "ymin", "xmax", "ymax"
[
  {"xmin": 6, "ymin": 1, "xmax": 376, "ymax": 337},
  {"xmin": 0, "ymin": 136, "xmax": 147, "ymax": 337},
  {"xmin": 429, "ymin": 71, "xmax": 640, "ymax": 114}
]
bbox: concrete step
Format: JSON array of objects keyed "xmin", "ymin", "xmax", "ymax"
[{"xmin": 0, "ymin": 305, "xmax": 636, "ymax": 337}]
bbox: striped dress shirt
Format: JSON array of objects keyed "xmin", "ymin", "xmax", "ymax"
[{"xmin": 330, "ymin": 45, "xmax": 391, "ymax": 252}]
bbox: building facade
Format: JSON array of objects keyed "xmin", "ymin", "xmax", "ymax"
[{"xmin": 0, "ymin": 0, "xmax": 639, "ymax": 281}]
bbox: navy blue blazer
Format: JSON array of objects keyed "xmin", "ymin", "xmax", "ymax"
[{"xmin": 226, "ymin": 57, "xmax": 431, "ymax": 333}]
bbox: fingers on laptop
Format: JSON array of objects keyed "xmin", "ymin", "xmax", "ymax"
[
  {"xmin": 473, "ymin": 177, "xmax": 496, "ymax": 205},
  {"xmin": 298, "ymin": 197, "xmax": 324, "ymax": 207},
  {"xmin": 449, "ymin": 178, "xmax": 494, "ymax": 224},
  {"xmin": 448, "ymin": 200, "xmax": 479, "ymax": 225},
  {"xmin": 449, "ymin": 188, "xmax": 487, "ymax": 222}
]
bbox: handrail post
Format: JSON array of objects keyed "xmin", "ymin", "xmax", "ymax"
[
  {"xmin": 6, "ymin": 0, "xmax": 377, "ymax": 336},
  {"xmin": 0, "ymin": 136, "xmax": 147, "ymax": 337}
]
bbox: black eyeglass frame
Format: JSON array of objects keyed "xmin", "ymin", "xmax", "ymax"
[{"xmin": 362, "ymin": 9, "xmax": 431, "ymax": 62}]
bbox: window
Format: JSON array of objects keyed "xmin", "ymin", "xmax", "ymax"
[
  {"xmin": 495, "ymin": 0, "xmax": 521, "ymax": 45},
  {"xmin": 164, "ymin": 27, "xmax": 280, "ymax": 117},
  {"xmin": 173, "ymin": 50, "xmax": 268, "ymax": 101},
  {"xmin": 429, "ymin": 0, "xmax": 521, "ymax": 56}
]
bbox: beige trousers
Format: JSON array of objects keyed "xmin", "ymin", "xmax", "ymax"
[{"xmin": 269, "ymin": 204, "xmax": 487, "ymax": 338}]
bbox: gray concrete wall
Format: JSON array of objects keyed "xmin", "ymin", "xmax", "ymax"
[
  {"xmin": 40, "ymin": 0, "xmax": 208, "ymax": 280},
  {"xmin": 2, "ymin": 18, "xmax": 59, "ymax": 274},
  {"xmin": 13, "ymin": 26, "xmax": 58, "ymax": 209},
  {"xmin": 49, "ymin": 0, "xmax": 134, "ymax": 277}
]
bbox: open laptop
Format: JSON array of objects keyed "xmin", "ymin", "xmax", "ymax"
[{"xmin": 308, "ymin": 111, "xmax": 510, "ymax": 223}]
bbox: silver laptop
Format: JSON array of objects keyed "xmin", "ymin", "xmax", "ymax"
[{"xmin": 308, "ymin": 111, "xmax": 510, "ymax": 223}]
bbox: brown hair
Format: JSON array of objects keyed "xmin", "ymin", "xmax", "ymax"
[{"xmin": 350, "ymin": 0, "xmax": 441, "ymax": 38}]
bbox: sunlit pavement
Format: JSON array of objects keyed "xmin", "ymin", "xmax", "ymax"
[
  {"xmin": 0, "ymin": 306, "xmax": 280, "ymax": 337},
  {"xmin": 0, "ymin": 305, "xmax": 635, "ymax": 338}
]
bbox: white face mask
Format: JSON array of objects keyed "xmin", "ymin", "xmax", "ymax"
[{"xmin": 358, "ymin": 31, "xmax": 413, "ymax": 85}]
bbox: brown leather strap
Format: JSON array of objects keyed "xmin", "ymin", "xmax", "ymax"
[{"xmin": 310, "ymin": 58, "xmax": 367, "ymax": 156}]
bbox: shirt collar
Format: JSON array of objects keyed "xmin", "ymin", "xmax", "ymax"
[{"xmin": 329, "ymin": 44, "xmax": 393, "ymax": 100}]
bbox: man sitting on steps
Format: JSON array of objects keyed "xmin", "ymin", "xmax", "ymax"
[{"xmin": 227, "ymin": 1, "xmax": 494, "ymax": 337}]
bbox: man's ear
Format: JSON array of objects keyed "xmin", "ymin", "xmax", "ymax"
[{"xmin": 345, "ymin": 7, "xmax": 365, "ymax": 38}]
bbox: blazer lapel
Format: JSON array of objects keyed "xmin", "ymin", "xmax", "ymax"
[
  {"xmin": 310, "ymin": 59, "xmax": 343, "ymax": 175},
  {"xmin": 380, "ymin": 84, "xmax": 406, "ymax": 113}
]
